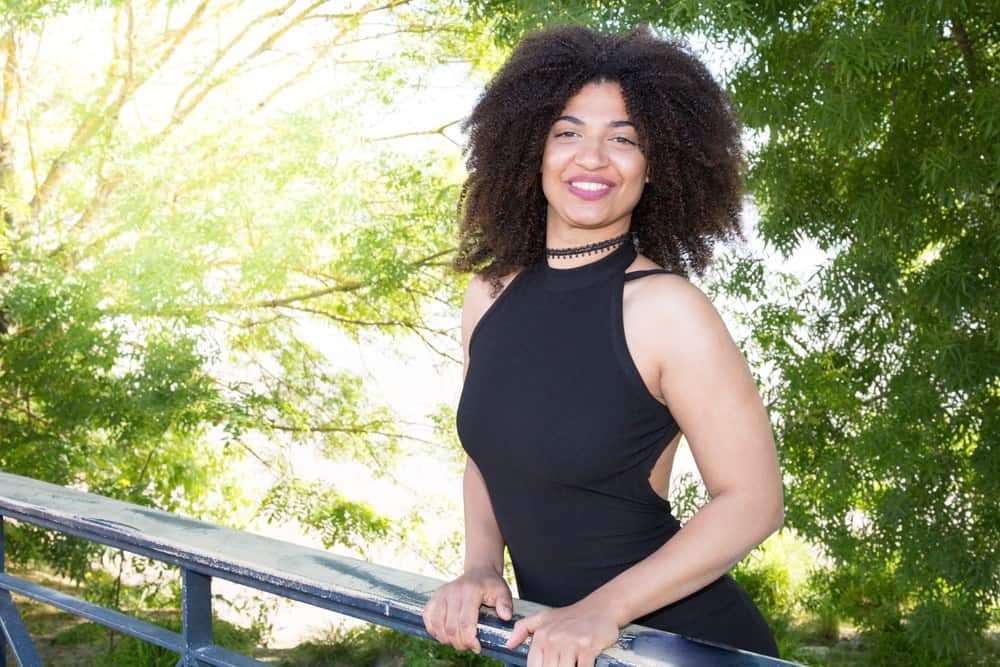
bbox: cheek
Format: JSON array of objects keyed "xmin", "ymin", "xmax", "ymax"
[
  {"xmin": 540, "ymin": 143, "xmax": 566, "ymax": 176},
  {"xmin": 540, "ymin": 149, "xmax": 565, "ymax": 193},
  {"xmin": 621, "ymin": 157, "xmax": 647, "ymax": 196},
  {"xmin": 631, "ymin": 154, "xmax": 648, "ymax": 181}
]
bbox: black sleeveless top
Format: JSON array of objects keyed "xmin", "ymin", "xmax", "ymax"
[{"xmin": 455, "ymin": 240, "xmax": 780, "ymax": 657}]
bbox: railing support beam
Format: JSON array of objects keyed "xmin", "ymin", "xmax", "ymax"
[
  {"xmin": 1, "ymin": 517, "xmax": 42, "ymax": 667},
  {"xmin": 1, "ymin": 514, "xmax": 5, "ymax": 667},
  {"xmin": 179, "ymin": 569, "xmax": 213, "ymax": 667},
  {"xmin": 0, "ymin": 590, "xmax": 42, "ymax": 667}
]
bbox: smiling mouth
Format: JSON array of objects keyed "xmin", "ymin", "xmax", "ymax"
[{"xmin": 569, "ymin": 181, "xmax": 611, "ymax": 192}]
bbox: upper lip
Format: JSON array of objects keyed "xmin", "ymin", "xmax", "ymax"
[{"xmin": 566, "ymin": 174, "xmax": 614, "ymax": 187}]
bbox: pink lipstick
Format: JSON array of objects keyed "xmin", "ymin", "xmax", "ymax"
[{"xmin": 565, "ymin": 175, "xmax": 614, "ymax": 201}]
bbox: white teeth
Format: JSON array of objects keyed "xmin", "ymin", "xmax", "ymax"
[{"xmin": 570, "ymin": 181, "xmax": 610, "ymax": 191}]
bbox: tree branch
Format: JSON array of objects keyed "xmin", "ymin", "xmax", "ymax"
[
  {"xmin": 277, "ymin": 304, "xmax": 436, "ymax": 331},
  {"xmin": 249, "ymin": 282, "xmax": 365, "ymax": 308},
  {"xmin": 243, "ymin": 248, "xmax": 456, "ymax": 309},
  {"xmin": 301, "ymin": 0, "xmax": 415, "ymax": 21},
  {"xmin": 950, "ymin": 17, "xmax": 977, "ymax": 82},
  {"xmin": 1, "ymin": 35, "xmax": 20, "ymax": 220},
  {"xmin": 1, "ymin": 36, "xmax": 17, "ymax": 142},
  {"xmin": 29, "ymin": 1, "xmax": 208, "ymax": 221},
  {"xmin": 16, "ymin": 55, "xmax": 40, "ymax": 207},
  {"xmin": 403, "ymin": 319, "xmax": 461, "ymax": 364},
  {"xmin": 268, "ymin": 421, "xmax": 440, "ymax": 447},
  {"xmin": 366, "ymin": 119, "xmax": 461, "ymax": 143},
  {"xmin": 254, "ymin": 34, "xmax": 341, "ymax": 111},
  {"xmin": 160, "ymin": 1, "xmax": 342, "ymax": 147},
  {"xmin": 73, "ymin": 172, "xmax": 122, "ymax": 232},
  {"xmin": 173, "ymin": 0, "xmax": 297, "ymax": 116},
  {"xmin": 330, "ymin": 24, "xmax": 459, "ymax": 48}
]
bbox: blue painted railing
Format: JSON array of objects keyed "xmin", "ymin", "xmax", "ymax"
[{"xmin": 0, "ymin": 472, "xmax": 797, "ymax": 666}]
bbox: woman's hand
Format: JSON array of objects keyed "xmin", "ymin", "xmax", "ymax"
[
  {"xmin": 504, "ymin": 600, "xmax": 620, "ymax": 667},
  {"xmin": 423, "ymin": 566, "xmax": 514, "ymax": 654}
]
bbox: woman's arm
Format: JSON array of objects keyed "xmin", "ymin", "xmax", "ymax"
[
  {"xmin": 459, "ymin": 274, "xmax": 509, "ymax": 579},
  {"xmin": 506, "ymin": 274, "xmax": 783, "ymax": 663},
  {"xmin": 423, "ymin": 457, "xmax": 513, "ymax": 653},
  {"xmin": 462, "ymin": 457, "xmax": 507, "ymax": 580},
  {"xmin": 587, "ymin": 273, "xmax": 783, "ymax": 621},
  {"xmin": 423, "ymin": 275, "xmax": 515, "ymax": 653}
]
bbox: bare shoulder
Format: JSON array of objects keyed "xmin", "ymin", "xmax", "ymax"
[
  {"xmin": 626, "ymin": 253, "xmax": 707, "ymax": 302},
  {"xmin": 624, "ymin": 255, "xmax": 726, "ymax": 338},
  {"xmin": 463, "ymin": 271, "xmax": 520, "ymax": 314},
  {"xmin": 461, "ymin": 270, "xmax": 522, "ymax": 346},
  {"xmin": 625, "ymin": 251, "xmax": 663, "ymax": 273}
]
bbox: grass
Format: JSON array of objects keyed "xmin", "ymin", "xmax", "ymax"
[{"xmin": 3, "ymin": 566, "xmax": 266, "ymax": 666}]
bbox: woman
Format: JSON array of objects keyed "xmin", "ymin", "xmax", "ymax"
[{"xmin": 422, "ymin": 24, "xmax": 784, "ymax": 664}]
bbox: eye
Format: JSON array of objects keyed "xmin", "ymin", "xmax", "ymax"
[
  {"xmin": 611, "ymin": 136, "xmax": 638, "ymax": 146},
  {"xmin": 553, "ymin": 130, "xmax": 579, "ymax": 139}
]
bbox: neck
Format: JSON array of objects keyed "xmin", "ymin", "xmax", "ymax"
[
  {"xmin": 545, "ymin": 230, "xmax": 631, "ymax": 268},
  {"xmin": 545, "ymin": 224, "xmax": 630, "ymax": 246}
]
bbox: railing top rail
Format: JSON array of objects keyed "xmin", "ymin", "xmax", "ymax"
[{"xmin": 0, "ymin": 472, "xmax": 796, "ymax": 666}]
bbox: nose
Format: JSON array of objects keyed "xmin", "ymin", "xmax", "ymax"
[{"xmin": 574, "ymin": 137, "xmax": 608, "ymax": 169}]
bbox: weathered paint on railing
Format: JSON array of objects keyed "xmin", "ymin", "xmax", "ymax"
[{"xmin": 0, "ymin": 472, "xmax": 799, "ymax": 666}]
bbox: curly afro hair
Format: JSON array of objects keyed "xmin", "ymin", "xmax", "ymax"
[{"xmin": 453, "ymin": 24, "xmax": 745, "ymax": 289}]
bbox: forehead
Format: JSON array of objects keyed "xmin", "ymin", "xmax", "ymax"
[{"xmin": 557, "ymin": 81, "xmax": 631, "ymax": 121}]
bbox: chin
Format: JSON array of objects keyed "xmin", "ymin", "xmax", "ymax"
[
  {"xmin": 572, "ymin": 217, "xmax": 623, "ymax": 230},
  {"xmin": 564, "ymin": 211, "xmax": 614, "ymax": 228}
]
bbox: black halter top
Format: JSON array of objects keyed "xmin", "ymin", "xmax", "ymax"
[{"xmin": 456, "ymin": 240, "xmax": 682, "ymax": 607}]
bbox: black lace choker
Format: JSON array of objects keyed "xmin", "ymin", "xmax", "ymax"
[{"xmin": 545, "ymin": 232, "xmax": 632, "ymax": 259}]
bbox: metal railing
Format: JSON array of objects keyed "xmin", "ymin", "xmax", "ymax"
[{"xmin": 0, "ymin": 472, "xmax": 794, "ymax": 666}]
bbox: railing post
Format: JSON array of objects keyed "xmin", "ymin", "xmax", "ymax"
[
  {"xmin": 179, "ymin": 569, "xmax": 212, "ymax": 667},
  {"xmin": 0, "ymin": 515, "xmax": 42, "ymax": 667}
]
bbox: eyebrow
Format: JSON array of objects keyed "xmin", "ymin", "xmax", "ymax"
[{"xmin": 555, "ymin": 115, "xmax": 636, "ymax": 128}]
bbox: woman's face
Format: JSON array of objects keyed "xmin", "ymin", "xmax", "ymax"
[{"xmin": 541, "ymin": 81, "xmax": 647, "ymax": 236}]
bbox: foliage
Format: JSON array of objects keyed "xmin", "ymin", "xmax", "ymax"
[
  {"xmin": 0, "ymin": 0, "xmax": 117, "ymax": 31},
  {"xmin": 666, "ymin": 470, "xmax": 709, "ymax": 524},
  {"xmin": 261, "ymin": 478, "xmax": 394, "ymax": 554},
  {"xmin": 66, "ymin": 616, "xmax": 264, "ymax": 667},
  {"xmin": 278, "ymin": 622, "xmax": 502, "ymax": 667},
  {"xmin": 0, "ymin": 0, "xmax": 491, "ymax": 586},
  {"xmin": 106, "ymin": 616, "xmax": 262, "ymax": 667},
  {"xmin": 471, "ymin": 1, "xmax": 1000, "ymax": 663},
  {"xmin": 731, "ymin": 531, "xmax": 817, "ymax": 661}
]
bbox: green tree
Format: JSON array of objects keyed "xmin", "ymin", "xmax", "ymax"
[
  {"xmin": 0, "ymin": 0, "xmax": 494, "ymax": 586},
  {"xmin": 471, "ymin": 1, "xmax": 999, "ymax": 663}
]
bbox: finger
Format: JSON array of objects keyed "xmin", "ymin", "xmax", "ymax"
[
  {"xmin": 422, "ymin": 598, "xmax": 442, "ymax": 642},
  {"xmin": 442, "ymin": 598, "xmax": 464, "ymax": 648},
  {"xmin": 556, "ymin": 646, "xmax": 575, "ymax": 667},
  {"xmin": 526, "ymin": 642, "xmax": 544, "ymax": 667},
  {"xmin": 578, "ymin": 650, "xmax": 598, "ymax": 667},
  {"xmin": 505, "ymin": 618, "xmax": 528, "ymax": 649},
  {"xmin": 505, "ymin": 613, "xmax": 540, "ymax": 649},
  {"xmin": 493, "ymin": 584, "xmax": 514, "ymax": 620},
  {"xmin": 456, "ymin": 595, "xmax": 481, "ymax": 653}
]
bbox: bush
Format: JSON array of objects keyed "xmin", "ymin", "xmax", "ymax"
[
  {"xmin": 279, "ymin": 622, "xmax": 502, "ymax": 667},
  {"xmin": 96, "ymin": 616, "xmax": 262, "ymax": 667},
  {"xmin": 731, "ymin": 530, "xmax": 819, "ymax": 657}
]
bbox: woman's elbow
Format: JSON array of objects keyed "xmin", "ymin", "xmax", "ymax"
[
  {"xmin": 747, "ymin": 484, "xmax": 784, "ymax": 538},
  {"xmin": 769, "ymin": 500, "xmax": 785, "ymax": 535},
  {"xmin": 765, "ymin": 488, "xmax": 785, "ymax": 536}
]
